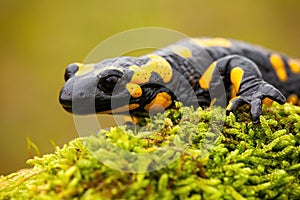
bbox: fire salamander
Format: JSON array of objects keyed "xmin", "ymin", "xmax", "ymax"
[{"xmin": 59, "ymin": 37, "xmax": 300, "ymax": 123}]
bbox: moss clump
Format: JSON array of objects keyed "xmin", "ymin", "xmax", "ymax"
[{"xmin": 0, "ymin": 103, "xmax": 300, "ymax": 199}]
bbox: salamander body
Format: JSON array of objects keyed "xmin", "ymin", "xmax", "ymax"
[{"xmin": 59, "ymin": 37, "xmax": 300, "ymax": 123}]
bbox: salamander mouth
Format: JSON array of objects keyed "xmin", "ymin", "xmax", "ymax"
[
  {"xmin": 61, "ymin": 102, "xmax": 113, "ymax": 115},
  {"xmin": 59, "ymin": 91, "xmax": 140, "ymax": 115},
  {"xmin": 60, "ymin": 97, "xmax": 114, "ymax": 115},
  {"xmin": 61, "ymin": 105, "xmax": 73, "ymax": 113}
]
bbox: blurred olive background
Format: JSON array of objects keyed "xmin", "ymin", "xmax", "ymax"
[{"xmin": 1, "ymin": 0, "xmax": 300, "ymax": 175}]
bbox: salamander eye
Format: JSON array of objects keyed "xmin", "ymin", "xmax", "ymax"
[
  {"xmin": 97, "ymin": 75, "xmax": 121, "ymax": 94},
  {"xmin": 64, "ymin": 63, "xmax": 80, "ymax": 81}
]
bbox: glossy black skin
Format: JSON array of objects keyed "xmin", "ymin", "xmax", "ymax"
[
  {"xmin": 59, "ymin": 56, "xmax": 178, "ymax": 115},
  {"xmin": 59, "ymin": 38, "xmax": 299, "ymax": 122},
  {"xmin": 181, "ymin": 39, "xmax": 300, "ymax": 98}
]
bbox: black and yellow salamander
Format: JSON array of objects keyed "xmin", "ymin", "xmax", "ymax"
[{"xmin": 59, "ymin": 37, "xmax": 300, "ymax": 123}]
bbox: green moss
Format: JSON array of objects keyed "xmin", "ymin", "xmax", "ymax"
[{"xmin": 1, "ymin": 103, "xmax": 300, "ymax": 199}]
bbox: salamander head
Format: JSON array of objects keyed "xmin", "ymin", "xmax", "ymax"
[{"xmin": 59, "ymin": 54, "xmax": 174, "ymax": 115}]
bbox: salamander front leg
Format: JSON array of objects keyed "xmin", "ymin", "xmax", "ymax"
[
  {"xmin": 212, "ymin": 55, "xmax": 286, "ymax": 123},
  {"xmin": 226, "ymin": 83, "xmax": 286, "ymax": 123}
]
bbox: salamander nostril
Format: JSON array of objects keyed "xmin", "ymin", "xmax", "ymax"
[{"xmin": 79, "ymin": 92, "xmax": 85, "ymax": 98}]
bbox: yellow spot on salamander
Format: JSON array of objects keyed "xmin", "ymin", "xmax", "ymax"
[
  {"xmin": 199, "ymin": 62, "xmax": 217, "ymax": 89},
  {"xmin": 226, "ymin": 96, "xmax": 240, "ymax": 111},
  {"xmin": 269, "ymin": 54, "xmax": 287, "ymax": 82},
  {"xmin": 169, "ymin": 45, "xmax": 192, "ymax": 58},
  {"xmin": 262, "ymin": 98, "xmax": 274, "ymax": 107},
  {"xmin": 144, "ymin": 92, "xmax": 172, "ymax": 112},
  {"xmin": 130, "ymin": 54, "xmax": 172, "ymax": 84},
  {"xmin": 130, "ymin": 65, "xmax": 151, "ymax": 84},
  {"xmin": 99, "ymin": 104, "xmax": 140, "ymax": 114},
  {"xmin": 231, "ymin": 87, "xmax": 237, "ymax": 99},
  {"xmin": 148, "ymin": 54, "xmax": 173, "ymax": 83},
  {"xmin": 230, "ymin": 67, "xmax": 244, "ymax": 97},
  {"xmin": 288, "ymin": 59, "xmax": 300, "ymax": 74},
  {"xmin": 75, "ymin": 63, "xmax": 95, "ymax": 76},
  {"xmin": 131, "ymin": 116, "xmax": 139, "ymax": 124},
  {"xmin": 192, "ymin": 38, "xmax": 232, "ymax": 48},
  {"xmin": 226, "ymin": 101, "xmax": 233, "ymax": 111},
  {"xmin": 287, "ymin": 94, "xmax": 298, "ymax": 105},
  {"xmin": 129, "ymin": 65, "xmax": 139, "ymax": 71},
  {"xmin": 126, "ymin": 83, "xmax": 142, "ymax": 98}
]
